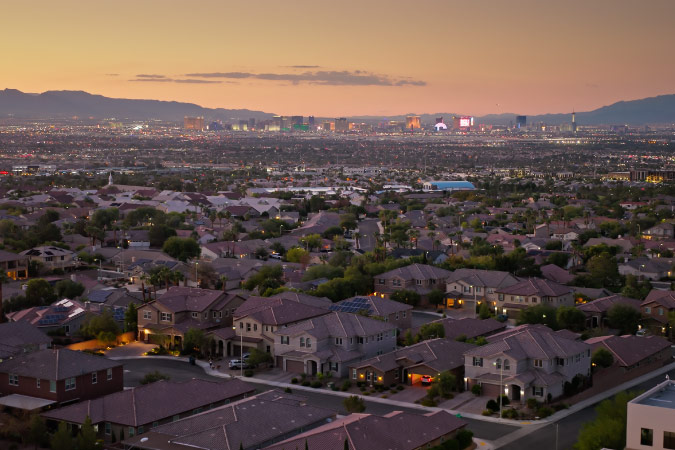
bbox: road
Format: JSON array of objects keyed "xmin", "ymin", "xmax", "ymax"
[
  {"xmin": 120, "ymin": 358, "xmax": 517, "ymax": 441},
  {"xmin": 357, "ymin": 219, "xmax": 380, "ymax": 252},
  {"xmin": 499, "ymin": 366, "xmax": 675, "ymax": 450}
]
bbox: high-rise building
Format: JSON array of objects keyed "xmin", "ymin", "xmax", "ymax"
[
  {"xmin": 435, "ymin": 117, "xmax": 444, "ymax": 124},
  {"xmin": 516, "ymin": 116, "xmax": 527, "ymax": 129},
  {"xmin": 335, "ymin": 118, "xmax": 349, "ymax": 133},
  {"xmin": 248, "ymin": 118, "xmax": 256, "ymax": 130},
  {"xmin": 184, "ymin": 116, "xmax": 205, "ymax": 131},
  {"xmin": 291, "ymin": 116, "xmax": 303, "ymax": 127},
  {"xmin": 572, "ymin": 111, "xmax": 577, "ymax": 133},
  {"xmin": 308, "ymin": 116, "xmax": 315, "ymax": 127},
  {"xmin": 406, "ymin": 116, "xmax": 421, "ymax": 130}
]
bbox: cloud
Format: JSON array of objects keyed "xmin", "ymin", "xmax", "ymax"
[
  {"xmin": 105, "ymin": 73, "xmax": 119, "ymax": 77},
  {"xmin": 129, "ymin": 77, "xmax": 221, "ymax": 84},
  {"xmin": 183, "ymin": 70, "xmax": 425, "ymax": 87},
  {"xmin": 173, "ymin": 79, "xmax": 222, "ymax": 84},
  {"xmin": 135, "ymin": 74, "xmax": 168, "ymax": 79},
  {"xmin": 129, "ymin": 78, "xmax": 174, "ymax": 83},
  {"xmin": 285, "ymin": 65, "xmax": 321, "ymax": 69}
]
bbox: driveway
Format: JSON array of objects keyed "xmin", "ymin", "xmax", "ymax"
[{"xmin": 105, "ymin": 341, "xmax": 157, "ymax": 358}]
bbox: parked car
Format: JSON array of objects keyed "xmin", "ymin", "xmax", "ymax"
[
  {"xmin": 229, "ymin": 359, "xmax": 250, "ymax": 370},
  {"xmin": 420, "ymin": 375, "xmax": 433, "ymax": 386},
  {"xmin": 241, "ymin": 352, "xmax": 251, "ymax": 360}
]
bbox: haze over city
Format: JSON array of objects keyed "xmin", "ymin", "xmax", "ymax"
[{"xmin": 2, "ymin": 0, "xmax": 675, "ymax": 116}]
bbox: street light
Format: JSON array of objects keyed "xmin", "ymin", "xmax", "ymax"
[
  {"xmin": 95, "ymin": 258, "xmax": 102, "ymax": 280},
  {"xmin": 232, "ymin": 325, "xmax": 243, "ymax": 377},
  {"xmin": 494, "ymin": 359, "xmax": 504, "ymax": 419},
  {"xmin": 194, "ymin": 261, "xmax": 199, "ymax": 288},
  {"xmin": 470, "ymin": 285, "xmax": 477, "ymax": 319}
]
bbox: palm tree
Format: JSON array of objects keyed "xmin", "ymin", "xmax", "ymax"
[
  {"xmin": 219, "ymin": 275, "xmax": 229, "ymax": 292},
  {"xmin": 139, "ymin": 274, "xmax": 148, "ymax": 303},
  {"xmin": 408, "ymin": 229, "xmax": 420, "ymax": 249},
  {"xmin": 171, "ymin": 270, "xmax": 185, "ymax": 287},
  {"xmin": 353, "ymin": 232, "xmax": 361, "ymax": 250}
]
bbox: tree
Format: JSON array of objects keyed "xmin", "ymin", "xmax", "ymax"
[
  {"xmin": 418, "ymin": 322, "xmax": 445, "ymax": 340},
  {"xmin": 140, "ymin": 370, "xmax": 171, "ymax": 385},
  {"xmin": 478, "ymin": 302, "xmax": 492, "ymax": 319},
  {"xmin": 299, "ymin": 234, "xmax": 322, "ymax": 252},
  {"xmin": 390, "ymin": 289, "xmax": 420, "ymax": 307},
  {"xmin": 592, "ymin": 347, "xmax": 614, "ymax": 369},
  {"xmin": 556, "ymin": 306, "xmax": 586, "ymax": 332},
  {"xmin": 27, "ymin": 414, "xmax": 48, "ymax": 450},
  {"xmin": 162, "ymin": 237, "xmax": 200, "ymax": 262},
  {"xmin": 247, "ymin": 348, "xmax": 273, "ymax": 368},
  {"xmin": 76, "ymin": 416, "xmax": 99, "ymax": 450},
  {"xmin": 183, "ymin": 328, "xmax": 209, "ymax": 355},
  {"xmin": 586, "ymin": 252, "xmax": 621, "ymax": 289},
  {"xmin": 149, "ymin": 224, "xmax": 177, "ymax": 248},
  {"xmin": 25, "ymin": 278, "xmax": 56, "ymax": 306},
  {"xmin": 437, "ymin": 371, "xmax": 456, "ymax": 398},
  {"xmin": 50, "ymin": 421, "xmax": 74, "ymax": 450},
  {"xmin": 302, "ymin": 264, "xmax": 344, "ymax": 281},
  {"xmin": 607, "ymin": 304, "xmax": 641, "ymax": 335},
  {"xmin": 343, "ymin": 395, "xmax": 366, "ymax": 413},
  {"xmin": 286, "ymin": 247, "xmax": 310, "ymax": 263},
  {"xmin": 54, "ymin": 279, "xmax": 85, "ymax": 299},
  {"xmin": 124, "ymin": 303, "xmax": 138, "ymax": 333},
  {"xmin": 80, "ymin": 310, "xmax": 120, "ymax": 339},
  {"xmin": 575, "ymin": 391, "xmax": 640, "ymax": 450},
  {"xmin": 428, "ymin": 289, "xmax": 446, "ymax": 308},
  {"xmin": 243, "ymin": 265, "xmax": 283, "ymax": 292}
]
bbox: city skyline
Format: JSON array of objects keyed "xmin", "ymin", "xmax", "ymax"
[{"xmin": 2, "ymin": 0, "xmax": 674, "ymax": 116}]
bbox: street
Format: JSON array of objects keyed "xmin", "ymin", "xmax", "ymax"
[{"xmin": 357, "ymin": 219, "xmax": 380, "ymax": 252}]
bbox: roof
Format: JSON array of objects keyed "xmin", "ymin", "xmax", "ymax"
[
  {"xmin": 42, "ymin": 379, "xmax": 255, "ymax": 427},
  {"xmin": 330, "ymin": 296, "xmax": 412, "ymax": 317},
  {"xmin": 122, "ymin": 390, "xmax": 335, "ymax": 450},
  {"xmin": 540, "ymin": 264, "xmax": 574, "ymax": 284},
  {"xmin": 497, "ymin": 278, "xmax": 572, "ymax": 297},
  {"xmin": 577, "ymin": 295, "xmax": 642, "ymax": 314},
  {"xmin": 377, "ymin": 263, "xmax": 451, "ymax": 281},
  {"xmin": 269, "ymin": 291, "xmax": 332, "ymax": 309},
  {"xmin": 0, "ymin": 249, "xmax": 27, "ymax": 263},
  {"xmin": 0, "ymin": 348, "xmax": 121, "ymax": 380},
  {"xmin": 445, "ymin": 268, "xmax": 519, "ymax": 289},
  {"xmin": 235, "ymin": 296, "xmax": 330, "ymax": 326},
  {"xmin": 278, "ymin": 311, "xmax": 396, "ymax": 340},
  {"xmin": 642, "ymin": 290, "xmax": 675, "ymax": 310},
  {"xmin": 632, "ymin": 380, "xmax": 675, "ymax": 410},
  {"xmin": 585, "ymin": 335, "xmax": 672, "ymax": 367},
  {"xmin": 263, "ymin": 410, "xmax": 467, "ymax": 450},
  {"xmin": 7, "ymin": 298, "xmax": 88, "ymax": 328},
  {"xmin": 412, "ymin": 317, "xmax": 506, "ymax": 341},
  {"xmin": 0, "ymin": 322, "xmax": 51, "ymax": 351},
  {"xmin": 156, "ymin": 287, "xmax": 226, "ymax": 313}
]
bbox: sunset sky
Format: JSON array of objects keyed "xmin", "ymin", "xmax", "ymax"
[{"xmin": 2, "ymin": 0, "xmax": 674, "ymax": 117}]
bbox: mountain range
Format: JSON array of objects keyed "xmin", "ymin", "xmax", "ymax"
[{"xmin": 1, "ymin": 88, "xmax": 674, "ymax": 125}]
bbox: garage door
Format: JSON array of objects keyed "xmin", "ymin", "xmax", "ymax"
[
  {"xmin": 285, "ymin": 360, "xmax": 305, "ymax": 374},
  {"xmin": 480, "ymin": 382, "xmax": 502, "ymax": 398}
]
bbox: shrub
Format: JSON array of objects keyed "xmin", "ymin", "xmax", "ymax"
[
  {"xmin": 291, "ymin": 378, "xmax": 298, "ymax": 384},
  {"xmin": 471, "ymin": 384, "xmax": 482, "ymax": 396},
  {"xmin": 390, "ymin": 383, "xmax": 398, "ymax": 388},
  {"xmin": 140, "ymin": 371, "xmax": 170, "ymax": 385},
  {"xmin": 311, "ymin": 381, "xmax": 322, "ymax": 388},
  {"xmin": 300, "ymin": 373, "xmax": 307, "ymax": 380},
  {"xmin": 302, "ymin": 381, "xmax": 311, "ymax": 387},
  {"xmin": 526, "ymin": 398, "xmax": 540, "ymax": 409},
  {"xmin": 553, "ymin": 403, "xmax": 569, "ymax": 411},
  {"xmin": 396, "ymin": 385, "xmax": 404, "ymax": 391},
  {"xmin": 381, "ymin": 394, "xmax": 388, "ymax": 398},
  {"xmin": 284, "ymin": 387, "xmax": 292, "ymax": 393},
  {"xmin": 356, "ymin": 381, "xmax": 364, "ymax": 388},
  {"xmin": 341, "ymin": 380, "xmax": 352, "ymax": 391},
  {"xmin": 244, "ymin": 369, "xmax": 254, "ymax": 377},
  {"xmin": 456, "ymin": 429, "xmax": 474, "ymax": 449},
  {"xmin": 502, "ymin": 409, "xmax": 519, "ymax": 419},
  {"xmin": 482, "ymin": 409, "xmax": 493, "ymax": 416},
  {"xmin": 332, "ymin": 386, "xmax": 339, "ymax": 391},
  {"xmin": 536, "ymin": 406, "xmax": 554, "ymax": 418},
  {"xmin": 420, "ymin": 397, "xmax": 437, "ymax": 407},
  {"xmin": 343, "ymin": 396, "xmax": 366, "ymax": 413},
  {"xmin": 486, "ymin": 399, "xmax": 499, "ymax": 412},
  {"xmin": 444, "ymin": 439, "xmax": 460, "ymax": 450},
  {"xmin": 499, "ymin": 394, "xmax": 510, "ymax": 407}
]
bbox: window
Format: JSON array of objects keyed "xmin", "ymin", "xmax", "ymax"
[
  {"xmin": 173, "ymin": 415, "xmax": 180, "ymax": 422},
  {"xmin": 504, "ymin": 359, "xmax": 510, "ymax": 370},
  {"xmin": 300, "ymin": 337, "xmax": 305, "ymax": 347},
  {"xmin": 50, "ymin": 380, "xmax": 56, "ymax": 392},
  {"xmin": 213, "ymin": 311, "xmax": 218, "ymax": 318},
  {"xmin": 107, "ymin": 368, "xmax": 112, "ymax": 381},
  {"xmin": 246, "ymin": 323, "xmax": 251, "ymax": 332},
  {"xmin": 352, "ymin": 369, "xmax": 357, "ymax": 380},
  {"xmin": 532, "ymin": 386, "xmax": 543, "ymax": 396},
  {"xmin": 645, "ymin": 307, "xmax": 651, "ymax": 313},
  {"xmin": 495, "ymin": 359, "xmax": 501, "ymax": 369},
  {"xmin": 395, "ymin": 313, "xmax": 399, "ymax": 320},
  {"xmin": 36, "ymin": 379, "xmax": 40, "ymax": 389},
  {"xmin": 254, "ymin": 324, "xmax": 258, "ymax": 331},
  {"xmin": 534, "ymin": 359, "xmax": 543, "ymax": 368},
  {"xmin": 239, "ymin": 322, "xmax": 243, "ymax": 329},
  {"xmin": 280, "ymin": 336, "xmax": 289, "ymax": 345},
  {"xmin": 65, "ymin": 377, "xmax": 76, "ymax": 391},
  {"xmin": 393, "ymin": 279, "xmax": 401, "ymax": 287},
  {"xmin": 357, "ymin": 337, "xmax": 364, "ymax": 344},
  {"xmin": 137, "ymin": 426, "xmax": 144, "ymax": 435},
  {"xmin": 531, "ymin": 297, "xmax": 538, "ymax": 303},
  {"xmin": 8, "ymin": 374, "xmax": 18, "ymax": 386},
  {"xmin": 335, "ymin": 338, "xmax": 343, "ymax": 345},
  {"xmin": 331, "ymin": 362, "xmax": 339, "ymax": 371},
  {"xmin": 659, "ymin": 308, "xmax": 664, "ymax": 316},
  {"xmin": 306, "ymin": 338, "xmax": 311, "ymax": 348},
  {"xmin": 640, "ymin": 428, "xmax": 653, "ymax": 446},
  {"xmin": 379, "ymin": 279, "xmax": 385, "ymax": 285},
  {"xmin": 416, "ymin": 279, "xmax": 422, "ymax": 285},
  {"xmin": 191, "ymin": 312, "xmax": 198, "ymax": 318},
  {"xmin": 402, "ymin": 311, "xmax": 406, "ymax": 318},
  {"xmin": 575, "ymin": 353, "xmax": 581, "ymax": 363},
  {"xmin": 128, "ymin": 427, "xmax": 135, "ymax": 438},
  {"xmin": 204, "ymin": 312, "xmax": 208, "ymax": 319},
  {"xmin": 160, "ymin": 312, "xmax": 172, "ymax": 322},
  {"xmin": 152, "ymin": 421, "xmax": 159, "ymax": 428},
  {"xmin": 92, "ymin": 372, "xmax": 97, "ymax": 384},
  {"xmin": 498, "ymin": 294, "xmax": 504, "ymax": 301},
  {"xmin": 472, "ymin": 357, "xmax": 483, "ymax": 367},
  {"xmin": 664, "ymin": 431, "xmax": 675, "ymax": 450},
  {"xmin": 105, "ymin": 423, "xmax": 111, "ymax": 436},
  {"xmin": 143, "ymin": 311, "xmax": 152, "ymax": 320}
]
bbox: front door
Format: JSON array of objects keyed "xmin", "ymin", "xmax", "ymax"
[{"xmin": 512, "ymin": 385, "xmax": 521, "ymax": 401}]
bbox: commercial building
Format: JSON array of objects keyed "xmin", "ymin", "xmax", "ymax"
[
  {"xmin": 183, "ymin": 116, "xmax": 205, "ymax": 131},
  {"xmin": 405, "ymin": 115, "xmax": 421, "ymax": 130},
  {"xmin": 335, "ymin": 118, "xmax": 349, "ymax": 133},
  {"xmin": 626, "ymin": 379, "xmax": 675, "ymax": 450}
]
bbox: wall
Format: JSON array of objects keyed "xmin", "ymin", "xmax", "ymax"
[{"xmin": 66, "ymin": 332, "xmax": 136, "ymax": 351}]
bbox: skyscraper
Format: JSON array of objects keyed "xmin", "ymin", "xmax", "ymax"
[
  {"xmin": 335, "ymin": 118, "xmax": 348, "ymax": 133},
  {"xmin": 308, "ymin": 116, "xmax": 315, "ymax": 127},
  {"xmin": 184, "ymin": 116, "xmax": 205, "ymax": 131},
  {"xmin": 516, "ymin": 115, "xmax": 527, "ymax": 129},
  {"xmin": 406, "ymin": 115, "xmax": 421, "ymax": 130}
]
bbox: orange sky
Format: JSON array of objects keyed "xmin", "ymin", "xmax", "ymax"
[{"xmin": 2, "ymin": 0, "xmax": 674, "ymax": 117}]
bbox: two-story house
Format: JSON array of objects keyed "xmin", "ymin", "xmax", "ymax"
[
  {"xmin": 0, "ymin": 322, "xmax": 51, "ymax": 362},
  {"xmin": 137, "ymin": 287, "xmax": 245, "ymax": 349},
  {"xmin": 6, "ymin": 298, "xmax": 90, "ymax": 337},
  {"xmin": 496, "ymin": 278, "xmax": 574, "ymax": 318},
  {"xmin": 445, "ymin": 269, "xmax": 520, "ymax": 311},
  {"xmin": 0, "ymin": 348, "xmax": 123, "ymax": 407},
  {"xmin": 328, "ymin": 296, "xmax": 413, "ymax": 331},
  {"xmin": 463, "ymin": 325, "xmax": 591, "ymax": 402},
  {"xmin": 374, "ymin": 263, "xmax": 452, "ymax": 303},
  {"xmin": 211, "ymin": 295, "xmax": 331, "ymax": 359},
  {"xmin": 640, "ymin": 290, "xmax": 675, "ymax": 335},
  {"xmin": 576, "ymin": 295, "xmax": 642, "ymax": 329},
  {"xmin": 20, "ymin": 246, "xmax": 77, "ymax": 272},
  {"xmin": 275, "ymin": 311, "xmax": 397, "ymax": 377},
  {"xmin": 0, "ymin": 249, "xmax": 29, "ymax": 280}
]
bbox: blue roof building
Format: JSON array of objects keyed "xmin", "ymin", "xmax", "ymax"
[{"xmin": 423, "ymin": 180, "xmax": 475, "ymax": 191}]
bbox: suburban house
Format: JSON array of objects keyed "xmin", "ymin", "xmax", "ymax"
[
  {"xmin": 0, "ymin": 348, "xmax": 123, "ymax": 408},
  {"xmin": 42, "ymin": 379, "xmax": 255, "ymax": 443},
  {"xmin": 136, "ymin": 287, "xmax": 246, "ymax": 349},
  {"xmin": 210, "ymin": 295, "xmax": 330, "ymax": 358},
  {"xmin": 411, "ymin": 317, "xmax": 506, "ymax": 341},
  {"xmin": 6, "ymin": 298, "xmax": 90, "ymax": 337},
  {"xmin": 496, "ymin": 278, "xmax": 574, "ymax": 318},
  {"xmin": 0, "ymin": 322, "xmax": 51, "ymax": 361},
  {"xmin": 275, "ymin": 311, "xmax": 397, "ymax": 377},
  {"xmin": 625, "ymin": 379, "xmax": 675, "ymax": 450},
  {"xmin": 640, "ymin": 290, "xmax": 675, "ymax": 334},
  {"xmin": 464, "ymin": 325, "xmax": 591, "ymax": 402},
  {"xmin": 20, "ymin": 246, "xmax": 77, "ymax": 272},
  {"xmin": 619, "ymin": 257, "xmax": 673, "ymax": 281},
  {"xmin": 445, "ymin": 268, "xmax": 520, "ymax": 310},
  {"xmin": 576, "ymin": 295, "xmax": 643, "ymax": 329},
  {"xmin": 0, "ymin": 249, "xmax": 29, "ymax": 280},
  {"xmin": 329, "ymin": 295, "xmax": 413, "ymax": 331},
  {"xmin": 642, "ymin": 222, "xmax": 675, "ymax": 240},
  {"xmin": 122, "ymin": 390, "xmax": 336, "ymax": 450},
  {"xmin": 262, "ymin": 410, "xmax": 469, "ymax": 450},
  {"xmin": 350, "ymin": 338, "xmax": 475, "ymax": 387},
  {"xmin": 374, "ymin": 263, "xmax": 452, "ymax": 302},
  {"xmin": 585, "ymin": 335, "xmax": 672, "ymax": 373}
]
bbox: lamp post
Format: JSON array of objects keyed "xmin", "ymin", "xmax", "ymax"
[
  {"xmin": 233, "ymin": 325, "xmax": 243, "ymax": 377},
  {"xmin": 471, "ymin": 285, "xmax": 477, "ymax": 319},
  {"xmin": 194, "ymin": 261, "xmax": 199, "ymax": 288},
  {"xmin": 95, "ymin": 258, "xmax": 102, "ymax": 280},
  {"xmin": 494, "ymin": 359, "xmax": 504, "ymax": 418}
]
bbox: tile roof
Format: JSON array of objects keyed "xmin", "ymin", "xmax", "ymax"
[
  {"xmin": 497, "ymin": 278, "xmax": 572, "ymax": 297},
  {"xmin": 377, "ymin": 263, "xmax": 452, "ymax": 281},
  {"xmin": 156, "ymin": 287, "xmax": 226, "ymax": 313},
  {"xmin": 642, "ymin": 290, "xmax": 675, "ymax": 309},
  {"xmin": 331, "ymin": 296, "xmax": 412, "ymax": 317},
  {"xmin": 279, "ymin": 311, "xmax": 396, "ymax": 340},
  {"xmin": 412, "ymin": 317, "xmax": 506, "ymax": 341},
  {"xmin": 577, "ymin": 295, "xmax": 642, "ymax": 314},
  {"xmin": 445, "ymin": 268, "xmax": 520, "ymax": 289},
  {"xmin": 0, "ymin": 348, "xmax": 121, "ymax": 380},
  {"xmin": 234, "ymin": 296, "xmax": 330, "ymax": 326},
  {"xmin": 0, "ymin": 322, "xmax": 51, "ymax": 351},
  {"xmin": 585, "ymin": 335, "xmax": 672, "ymax": 367}
]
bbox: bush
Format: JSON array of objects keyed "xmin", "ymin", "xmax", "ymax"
[
  {"xmin": 244, "ymin": 369, "xmax": 254, "ymax": 377},
  {"xmin": 341, "ymin": 380, "xmax": 352, "ymax": 391},
  {"xmin": 456, "ymin": 429, "xmax": 474, "ymax": 449},
  {"xmin": 536, "ymin": 406, "xmax": 554, "ymax": 418},
  {"xmin": 486, "ymin": 399, "xmax": 499, "ymax": 411},
  {"xmin": 471, "ymin": 384, "xmax": 482, "ymax": 396},
  {"xmin": 396, "ymin": 385, "xmax": 404, "ymax": 391},
  {"xmin": 502, "ymin": 409, "xmax": 519, "ymax": 419},
  {"xmin": 498, "ymin": 394, "xmax": 510, "ymax": 407},
  {"xmin": 284, "ymin": 387, "xmax": 292, "ymax": 393},
  {"xmin": 291, "ymin": 378, "xmax": 298, "ymax": 384},
  {"xmin": 343, "ymin": 395, "xmax": 366, "ymax": 413},
  {"xmin": 140, "ymin": 371, "xmax": 170, "ymax": 385},
  {"xmin": 311, "ymin": 381, "xmax": 322, "ymax": 388},
  {"xmin": 301, "ymin": 381, "xmax": 311, "ymax": 387},
  {"xmin": 356, "ymin": 381, "xmax": 364, "ymax": 387},
  {"xmin": 420, "ymin": 397, "xmax": 437, "ymax": 407},
  {"xmin": 526, "ymin": 398, "xmax": 540, "ymax": 410},
  {"xmin": 482, "ymin": 409, "xmax": 493, "ymax": 416},
  {"xmin": 444, "ymin": 439, "xmax": 460, "ymax": 450}
]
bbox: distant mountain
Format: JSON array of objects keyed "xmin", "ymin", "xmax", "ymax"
[
  {"xmin": 1, "ymin": 89, "xmax": 674, "ymax": 125},
  {"xmin": 0, "ymin": 89, "xmax": 275, "ymax": 122}
]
